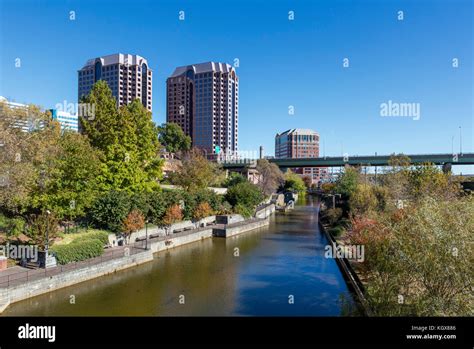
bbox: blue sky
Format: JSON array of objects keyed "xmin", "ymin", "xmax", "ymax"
[{"xmin": 0, "ymin": 0, "xmax": 472, "ymax": 170}]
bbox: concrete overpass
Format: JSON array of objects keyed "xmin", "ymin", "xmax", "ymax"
[{"xmin": 221, "ymin": 153, "xmax": 474, "ymax": 169}]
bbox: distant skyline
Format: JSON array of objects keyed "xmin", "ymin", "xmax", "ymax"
[{"xmin": 0, "ymin": 0, "xmax": 472, "ymax": 172}]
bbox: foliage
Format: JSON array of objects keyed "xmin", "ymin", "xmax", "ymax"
[
  {"xmin": 171, "ymin": 149, "xmax": 224, "ymax": 192},
  {"xmin": 51, "ymin": 238, "xmax": 104, "ymax": 265},
  {"xmin": 31, "ymin": 132, "xmax": 103, "ymax": 219},
  {"xmin": 223, "ymin": 172, "xmax": 247, "ymax": 188},
  {"xmin": 80, "ymin": 82, "xmax": 163, "ymax": 192},
  {"xmin": 234, "ymin": 203, "xmax": 254, "ymax": 218},
  {"xmin": 225, "ymin": 181, "xmax": 263, "ymax": 211},
  {"xmin": 255, "ymin": 159, "xmax": 284, "ymax": 196},
  {"xmin": 349, "ymin": 184, "xmax": 378, "ymax": 216},
  {"xmin": 283, "ymin": 170, "xmax": 306, "ymax": 193},
  {"xmin": 27, "ymin": 212, "xmax": 59, "ymax": 250},
  {"xmin": 122, "ymin": 209, "xmax": 145, "ymax": 235},
  {"xmin": 89, "ymin": 191, "xmax": 130, "ymax": 233},
  {"xmin": 157, "ymin": 122, "xmax": 191, "ymax": 153},
  {"xmin": 321, "ymin": 182, "xmax": 336, "ymax": 193},
  {"xmin": 161, "ymin": 204, "xmax": 183, "ymax": 227},
  {"xmin": 0, "ymin": 104, "xmax": 59, "ymax": 214},
  {"xmin": 347, "ymin": 196, "xmax": 473, "ymax": 316},
  {"xmin": 302, "ymin": 176, "xmax": 312, "ymax": 189},
  {"xmin": 321, "ymin": 207, "xmax": 343, "ymax": 226},
  {"xmin": 334, "ymin": 167, "xmax": 360, "ymax": 199},
  {"xmin": 71, "ymin": 230, "xmax": 109, "ymax": 245},
  {"xmin": 0, "ymin": 214, "xmax": 26, "ymax": 237},
  {"xmin": 193, "ymin": 202, "xmax": 214, "ymax": 221},
  {"xmin": 328, "ymin": 225, "xmax": 345, "ymax": 238}
]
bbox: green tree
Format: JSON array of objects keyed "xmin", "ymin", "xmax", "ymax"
[
  {"xmin": 283, "ymin": 170, "xmax": 306, "ymax": 193},
  {"xmin": 335, "ymin": 167, "xmax": 360, "ymax": 198},
  {"xmin": 0, "ymin": 104, "xmax": 59, "ymax": 214},
  {"xmin": 225, "ymin": 181, "xmax": 263, "ymax": 213},
  {"xmin": 80, "ymin": 82, "xmax": 163, "ymax": 192},
  {"xmin": 158, "ymin": 122, "xmax": 191, "ymax": 153},
  {"xmin": 31, "ymin": 132, "xmax": 103, "ymax": 220},
  {"xmin": 223, "ymin": 172, "xmax": 247, "ymax": 188},
  {"xmin": 89, "ymin": 191, "xmax": 131, "ymax": 233}
]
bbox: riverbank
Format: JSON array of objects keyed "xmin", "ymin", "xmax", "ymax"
[
  {"xmin": 0, "ymin": 205, "xmax": 275, "ymax": 313},
  {"xmin": 2, "ymin": 197, "xmax": 354, "ymax": 316}
]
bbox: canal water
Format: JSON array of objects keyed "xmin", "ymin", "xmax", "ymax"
[{"xmin": 3, "ymin": 196, "xmax": 355, "ymax": 316}]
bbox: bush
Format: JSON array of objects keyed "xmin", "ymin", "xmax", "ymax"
[
  {"xmin": 283, "ymin": 171, "xmax": 306, "ymax": 193},
  {"xmin": 193, "ymin": 202, "xmax": 214, "ymax": 221},
  {"xmin": 223, "ymin": 172, "xmax": 246, "ymax": 188},
  {"xmin": 89, "ymin": 191, "xmax": 130, "ymax": 233},
  {"xmin": 322, "ymin": 207, "xmax": 343, "ymax": 226},
  {"xmin": 328, "ymin": 225, "xmax": 345, "ymax": 238},
  {"xmin": 74, "ymin": 231, "xmax": 109, "ymax": 245},
  {"xmin": 122, "ymin": 209, "xmax": 145, "ymax": 235},
  {"xmin": 225, "ymin": 182, "xmax": 263, "ymax": 211},
  {"xmin": 51, "ymin": 238, "xmax": 104, "ymax": 265},
  {"xmin": 234, "ymin": 204, "xmax": 253, "ymax": 218}
]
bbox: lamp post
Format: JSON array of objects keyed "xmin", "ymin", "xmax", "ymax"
[
  {"xmin": 45, "ymin": 210, "xmax": 51, "ymax": 268},
  {"xmin": 145, "ymin": 220, "xmax": 149, "ymax": 250}
]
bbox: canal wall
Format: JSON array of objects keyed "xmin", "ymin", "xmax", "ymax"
[
  {"xmin": 318, "ymin": 218, "xmax": 372, "ymax": 316},
  {"xmin": 0, "ymin": 249, "xmax": 154, "ymax": 313},
  {"xmin": 0, "ymin": 208, "xmax": 277, "ymax": 313},
  {"xmin": 148, "ymin": 227, "xmax": 214, "ymax": 253},
  {"xmin": 213, "ymin": 218, "xmax": 270, "ymax": 238}
]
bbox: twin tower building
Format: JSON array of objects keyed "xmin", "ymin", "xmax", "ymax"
[{"xmin": 78, "ymin": 53, "xmax": 238, "ymax": 156}]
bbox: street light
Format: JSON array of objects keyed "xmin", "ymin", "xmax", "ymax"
[
  {"xmin": 45, "ymin": 210, "xmax": 51, "ymax": 268},
  {"xmin": 145, "ymin": 220, "xmax": 149, "ymax": 250}
]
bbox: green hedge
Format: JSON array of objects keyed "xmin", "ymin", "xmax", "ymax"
[
  {"xmin": 74, "ymin": 231, "xmax": 109, "ymax": 245},
  {"xmin": 51, "ymin": 239, "xmax": 104, "ymax": 265}
]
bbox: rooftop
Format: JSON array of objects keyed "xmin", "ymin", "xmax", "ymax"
[{"xmin": 169, "ymin": 62, "xmax": 235, "ymax": 78}]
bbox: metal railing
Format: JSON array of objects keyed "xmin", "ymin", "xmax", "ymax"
[{"xmin": 0, "ymin": 243, "xmax": 145, "ymax": 288}]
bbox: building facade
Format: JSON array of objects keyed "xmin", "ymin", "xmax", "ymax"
[
  {"xmin": 78, "ymin": 53, "xmax": 152, "ymax": 112},
  {"xmin": 275, "ymin": 128, "xmax": 328, "ymax": 184},
  {"xmin": 166, "ymin": 62, "xmax": 238, "ymax": 155},
  {"xmin": 0, "ymin": 96, "xmax": 45, "ymax": 132},
  {"xmin": 50, "ymin": 109, "xmax": 79, "ymax": 132}
]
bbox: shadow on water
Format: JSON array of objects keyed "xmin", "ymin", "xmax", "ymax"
[{"xmin": 2, "ymin": 195, "xmax": 357, "ymax": 316}]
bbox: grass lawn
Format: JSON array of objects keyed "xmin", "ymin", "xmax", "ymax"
[{"xmin": 55, "ymin": 229, "xmax": 111, "ymax": 246}]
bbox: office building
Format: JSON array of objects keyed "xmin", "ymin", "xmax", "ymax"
[
  {"xmin": 78, "ymin": 53, "xmax": 152, "ymax": 112},
  {"xmin": 275, "ymin": 128, "xmax": 328, "ymax": 184},
  {"xmin": 0, "ymin": 96, "xmax": 45, "ymax": 132},
  {"xmin": 50, "ymin": 109, "xmax": 79, "ymax": 132},
  {"xmin": 166, "ymin": 62, "xmax": 238, "ymax": 155}
]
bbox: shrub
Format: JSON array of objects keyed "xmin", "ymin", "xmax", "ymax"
[
  {"xmin": 122, "ymin": 209, "xmax": 145, "ymax": 235},
  {"xmin": 193, "ymin": 202, "xmax": 214, "ymax": 221},
  {"xmin": 283, "ymin": 171, "xmax": 306, "ymax": 193},
  {"xmin": 223, "ymin": 172, "xmax": 246, "ymax": 188},
  {"xmin": 51, "ymin": 238, "xmax": 104, "ymax": 265},
  {"xmin": 89, "ymin": 191, "xmax": 130, "ymax": 233},
  {"xmin": 225, "ymin": 181, "xmax": 263, "ymax": 210},
  {"xmin": 234, "ymin": 204, "xmax": 253, "ymax": 218},
  {"xmin": 328, "ymin": 225, "xmax": 345, "ymax": 238},
  {"xmin": 322, "ymin": 207, "xmax": 343, "ymax": 226},
  {"xmin": 74, "ymin": 231, "xmax": 109, "ymax": 245}
]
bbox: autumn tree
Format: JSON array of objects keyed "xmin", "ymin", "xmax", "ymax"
[
  {"xmin": 255, "ymin": 159, "xmax": 284, "ymax": 196},
  {"xmin": 161, "ymin": 204, "xmax": 183, "ymax": 235},
  {"xmin": 193, "ymin": 202, "xmax": 213, "ymax": 221},
  {"xmin": 171, "ymin": 149, "xmax": 224, "ymax": 192},
  {"xmin": 122, "ymin": 209, "xmax": 145, "ymax": 241}
]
